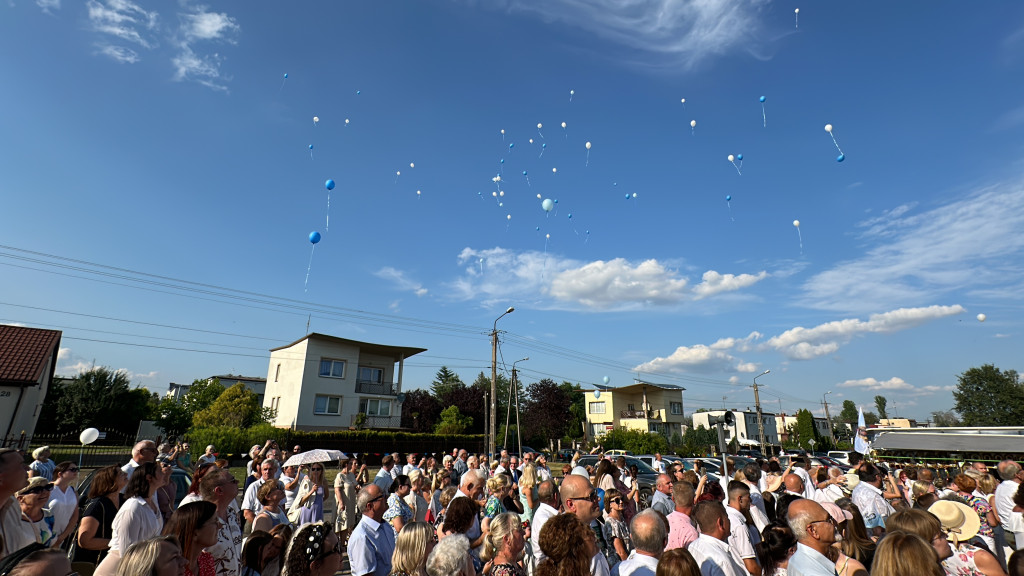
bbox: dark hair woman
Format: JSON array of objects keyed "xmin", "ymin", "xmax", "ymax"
[
  {"xmin": 94, "ymin": 462, "xmax": 167, "ymax": 576},
  {"xmin": 163, "ymin": 501, "xmax": 219, "ymax": 576}
]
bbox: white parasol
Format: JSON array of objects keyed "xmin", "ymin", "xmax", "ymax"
[{"xmin": 282, "ymin": 449, "xmax": 348, "ymax": 468}]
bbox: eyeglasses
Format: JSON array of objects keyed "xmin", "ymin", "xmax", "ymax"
[
  {"xmin": 609, "ymin": 498, "xmax": 623, "ymax": 504},
  {"xmin": 567, "ymin": 490, "xmax": 598, "ymax": 503},
  {"xmin": 368, "ymin": 495, "xmax": 385, "ymax": 505},
  {"xmin": 809, "ymin": 517, "xmax": 837, "ymax": 528},
  {"xmin": 67, "ymin": 467, "xmax": 79, "ymax": 472}
]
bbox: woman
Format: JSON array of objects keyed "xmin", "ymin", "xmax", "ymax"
[
  {"xmin": 116, "ymin": 535, "xmax": 188, "ymax": 576},
  {"xmin": 426, "ymin": 534, "xmax": 473, "ymax": 576},
  {"xmin": 178, "ymin": 463, "xmax": 217, "ymax": 507},
  {"xmin": 253, "ymin": 481, "xmax": 290, "ymax": 533},
  {"xmin": 483, "ymin": 475, "xmax": 510, "ymax": 531},
  {"xmin": 0, "ymin": 543, "xmax": 75, "ymax": 576},
  {"xmin": 95, "ymin": 461, "xmax": 167, "ymax": 576},
  {"xmin": 656, "ymin": 548, "xmax": 702, "ymax": 576},
  {"xmin": 48, "ymin": 460, "xmax": 80, "ymax": 544},
  {"xmin": 263, "ymin": 524, "xmax": 293, "ymax": 576},
  {"xmin": 911, "ymin": 481, "xmax": 936, "ymax": 510},
  {"xmin": 481, "ymin": 513, "xmax": 525, "ymax": 576},
  {"xmin": 355, "ymin": 460, "xmax": 370, "ymax": 487},
  {"xmin": 384, "ymin": 475, "xmax": 414, "ymax": 535},
  {"xmin": 390, "ymin": 521, "xmax": 435, "ymax": 576},
  {"xmin": 536, "ymin": 514, "xmax": 594, "ymax": 576},
  {"xmin": 334, "ymin": 458, "xmax": 359, "ymax": 540},
  {"xmin": 281, "ymin": 521, "xmax": 342, "ymax": 576},
  {"xmin": 28, "ymin": 446, "xmax": 55, "ymax": 480},
  {"xmin": 291, "ymin": 464, "xmax": 325, "ymax": 526},
  {"xmin": 595, "ymin": 460, "xmax": 637, "ymax": 523},
  {"xmin": 405, "ymin": 469, "xmax": 430, "ymax": 523},
  {"xmin": 74, "ymin": 466, "xmax": 127, "ymax": 568},
  {"xmin": 244, "ymin": 456, "xmax": 264, "ymax": 495},
  {"xmin": 834, "ymin": 498, "xmax": 876, "ymax": 566},
  {"xmin": 955, "ymin": 474, "xmax": 999, "ymax": 554},
  {"xmin": 755, "ymin": 521, "xmax": 797, "ymax": 576},
  {"xmin": 519, "ymin": 463, "xmax": 539, "ymax": 522},
  {"xmin": 17, "ymin": 478, "xmax": 57, "ymax": 546},
  {"xmin": 174, "ymin": 442, "xmax": 193, "ymax": 473},
  {"xmin": 885, "ymin": 509, "xmax": 953, "ymax": 569},
  {"xmin": 163, "ymin": 501, "xmax": 218, "ymax": 576},
  {"xmin": 820, "ymin": 502, "xmax": 868, "ymax": 576},
  {"xmin": 871, "ymin": 531, "xmax": 944, "ymax": 576},
  {"xmin": 929, "ymin": 500, "xmax": 1006, "ymax": 576},
  {"xmin": 241, "ymin": 531, "xmax": 278, "ymax": 576},
  {"xmin": 428, "ymin": 470, "xmax": 451, "ymax": 523},
  {"xmin": 602, "ymin": 488, "xmax": 632, "ymax": 565},
  {"xmin": 432, "ymin": 487, "xmax": 459, "ymax": 537}
]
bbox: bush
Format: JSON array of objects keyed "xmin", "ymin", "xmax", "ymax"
[{"xmin": 600, "ymin": 428, "xmax": 668, "ymax": 455}]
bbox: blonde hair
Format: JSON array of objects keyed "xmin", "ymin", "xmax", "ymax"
[
  {"xmin": 391, "ymin": 522, "xmax": 433, "ymax": 576},
  {"xmin": 481, "ymin": 512, "xmax": 522, "ymax": 563},
  {"xmin": 521, "ymin": 462, "xmax": 538, "ymax": 490},
  {"xmin": 977, "ymin": 474, "xmax": 997, "ymax": 495},
  {"xmin": 486, "ymin": 474, "xmax": 509, "ymax": 494},
  {"xmin": 871, "ymin": 531, "xmax": 944, "ymax": 576},
  {"xmin": 117, "ymin": 536, "xmax": 180, "ymax": 576}
]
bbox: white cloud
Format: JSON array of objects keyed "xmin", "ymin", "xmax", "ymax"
[
  {"xmin": 36, "ymin": 0, "xmax": 59, "ymax": 13},
  {"xmin": 97, "ymin": 45, "xmax": 140, "ymax": 63},
  {"xmin": 87, "ymin": 0, "xmax": 158, "ymax": 49},
  {"xmin": 181, "ymin": 11, "xmax": 239, "ymax": 42},
  {"xmin": 766, "ymin": 305, "xmax": 964, "ymax": 360},
  {"xmin": 375, "ymin": 267, "xmax": 428, "ymax": 297},
  {"xmin": 803, "ymin": 183, "xmax": 1024, "ymax": 312},
  {"xmin": 838, "ymin": 377, "xmax": 953, "ymax": 396},
  {"xmin": 634, "ymin": 333, "xmax": 762, "ymax": 374},
  {"xmin": 496, "ymin": 0, "xmax": 767, "ymax": 70},
  {"xmin": 692, "ymin": 270, "xmax": 768, "ymax": 299},
  {"xmin": 550, "ymin": 258, "xmax": 690, "ymax": 308},
  {"xmin": 170, "ymin": 7, "xmax": 239, "ymax": 91}
]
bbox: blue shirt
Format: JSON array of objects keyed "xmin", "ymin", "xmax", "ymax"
[
  {"xmin": 347, "ymin": 515, "xmax": 396, "ymax": 576},
  {"xmin": 787, "ymin": 543, "xmax": 837, "ymax": 576}
]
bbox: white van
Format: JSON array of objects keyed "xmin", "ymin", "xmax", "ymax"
[{"xmin": 827, "ymin": 451, "xmax": 850, "ymax": 465}]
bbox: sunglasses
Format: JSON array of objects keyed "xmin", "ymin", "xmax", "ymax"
[
  {"xmin": 311, "ymin": 467, "xmax": 324, "ymax": 471},
  {"xmin": 567, "ymin": 490, "xmax": 598, "ymax": 503},
  {"xmin": 368, "ymin": 495, "xmax": 385, "ymax": 505},
  {"xmin": 609, "ymin": 498, "xmax": 623, "ymax": 504}
]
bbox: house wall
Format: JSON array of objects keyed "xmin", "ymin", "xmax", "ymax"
[
  {"xmin": 264, "ymin": 339, "xmax": 313, "ymax": 428},
  {"xmin": 1, "ymin": 354, "xmax": 53, "ymax": 447},
  {"xmin": 585, "ymin": 388, "xmax": 687, "ymax": 438}
]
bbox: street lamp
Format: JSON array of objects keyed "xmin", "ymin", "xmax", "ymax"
[
  {"xmin": 752, "ymin": 369, "xmax": 770, "ymax": 456},
  {"xmin": 490, "ymin": 307, "xmax": 514, "ymax": 459}
]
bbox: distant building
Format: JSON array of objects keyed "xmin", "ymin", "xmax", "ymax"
[
  {"xmin": 776, "ymin": 414, "xmax": 834, "ymax": 443},
  {"xmin": 692, "ymin": 409, "xmax": 780, "ymax": 447},
  {"xmin": 166, "ymin": 374, "xmax": 268, "ymax": 405},
  {"xmin": 0, "ymin": 325, "xmax": 62, "ymax": 448},
  {"xmin": 878, "ymin": 418, "xmax": 919, "ymax": 429},
  {"xmin": 583, "ymin": 381, "xmax": 687, "ymax": 439},
  {"xmin": 262, "ymin": 333, "xmax": 425, "ymax": 431}
]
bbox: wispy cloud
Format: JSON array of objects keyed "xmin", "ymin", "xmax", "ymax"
[
  {"xmin": 803, "ymin": 182, "xmax": 1024, "ymax": 312},
  {"xmin": 375, "ymin": 267, "xmax": 428, "ymax": 297},
  {"xmin": 495, "ymin": 0, "xmax": 767, "ymax": 70},
  {"xmin": 98, "ymin": 45, "xmax": 140, "ymax": 63},
  {"xmin": 634, "ymin": 332, "xmax": 762, "ymax": 374},
  {"xmin": 991, "ymin": 103, "xmax": 1024, "ymax": 132},
  {"xmin": 692, "ymin": 270, "xmax": 768, "ymax": 299},
  {"xmin": 87, "ymin": 0, "xmax": 159, "ymax": 57},
  {"xmin": 838, "ymin": 376, "xmax": 953, "ymax": 396},
  {"xmin": 171, "ymin": 6, "xmax": 239, "ymax": 92},
  {"xmin": 36, "ymin": 0, "xmax": 59, "ymax": 13}
]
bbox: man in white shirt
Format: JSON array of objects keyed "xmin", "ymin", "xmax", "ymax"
[
  {"xmin": 241, "ymin": 459, "xmax": 279, "ymax": 526},
  {"xmin": 122, "ymin": 440, "xmax": 157, "ymax": 486},
  {"xmin": 995, "ymin": 460, "xmax": 1024, "ymax": 536},
  {"xmin": 725, "ymin": 481, "xmax": 760, "ymax": 576},
  {"xmin": 786, "ymin": 499, "xmax": 838, "ymax": 576},
  {"xmin": 612, "ymin": 509, "xmax": 665, "ymax": 576},
  {"xmin": 530, "ymin": 480, "xmax": 560, "ymax": 565},
  {"xmin": 850, "ymin": 463, "xmax": 894, "ymax": 538},
  {"xmin": 0, "ymin": 448, "xmax": 35, "ymax": 561},
  {"xmin": 280, "ymin": 464, "xmax": 304, "ymax": 511},
  {"xmin": 389, "ymin": 453, "xmax": 401, "ymax": 479},
  {"xmin": 740, "ymin": 464, "xmax": 769, "ymax": 533},
  {"xmin": 402, "ymin": 453, "xmax": 420, "ymax": 476},
  {"xmin": 374, "ymin": 455, "xmax": 396, "ymax": 492},
  {"xmin": 348, "ymin": 484, "xmax": 396, "ymax": 576},
  {"xmin": 450, "ymin": 470, "xmax": 486, "ymax": 561},
  {"xmin": 560, "ymin": 474, "xmax": 611, "ymax": 576},
  {"xmin": 651, "ymin": 474, "xmax": 675, "ymax": 516},
  {"xmin": 652, "ymin": 453, "xmax": 667, "ymax": 474},
  {"xmin": 688, "ymin": 500, "xmax": 747, "ymax": 576}
]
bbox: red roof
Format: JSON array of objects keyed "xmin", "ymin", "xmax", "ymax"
[{"xmin": 0, "ymin": 325, "xmax": 62, "ymax": 386}]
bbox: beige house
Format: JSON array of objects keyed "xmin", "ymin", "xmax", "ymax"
[
  {"xmin": 262, "ymin": 333, "xmax": 426, "ymax": 431},
  {"xmin": 583, "ymin": 381, "xmax": 687, "ymax": 440}
]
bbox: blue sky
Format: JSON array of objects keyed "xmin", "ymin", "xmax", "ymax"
[{"xmin": 3, "ymin": 1, "xmax": 1024, "ymax": 422}]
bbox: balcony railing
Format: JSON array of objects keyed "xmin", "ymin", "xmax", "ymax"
[
  {"xmin": 620, "ymin": 409, "xmax": 661, "ymax": 420},
  {"xmin": 351, "ymin": 413, "xmax": 401, "ymax": 429},
  {"xmin": 355, "ymin": 380, "xmax": 397, "ymax": 395}
]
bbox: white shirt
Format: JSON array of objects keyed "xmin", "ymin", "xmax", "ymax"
[
  {"xmin": 726, "ymin": 506, "xmax": 757, "ymax": 567},
  {"xmin": 241, "ymin": 477, "xmax": 267, "ymax": 513},
  {"xmin": 995, "ymin": 479, "xmax": 1020, "ymax": 530},
  {"xmin": 816, "ymin": 484, "xmax": 845, "ymax": 504},
  {"xmin": 402, "ymin": 463, "xmax": 419, "ymax": 475},
  {"xmin": 688, "ymin": 533, "xmax": 748, "ymax": 576},
  {"xmin": 47, "ymin": 483, "xmax": 78, "ymax": 534},
  {"xmin": 536, "ymin": 465, "xmax": 552, "ymax": 482},
  {"xmin": 109, "ymin": 496, "xmax": 163, "ymax": 553},
  {"xmin": 120, "ymin": 459, "xmax": 141, "ymax": 493},
  {"xmin": 792, "ymin": 466, "xmax": 816, "ymax": 499},
  {"xmin": 530, "ymin": 503, "xmax": 559, "ymax": 564},
  {"xmin": 612, "ymin": 553, "xmax": 659, "ymax": 576},
  {"xmin": 281, "ymin": 473, "xmax": 303, "ymax": 510},
  {"xmin": 653, "ymin": 459, "xmax": 667, "ymax": 474},
  {"xmin": 591, "ymin": 551, "xmax": 612, "ymax": 576},
  {"xmin": 0, "ymin": 496, "xmax": 36, "ymax": 558}
]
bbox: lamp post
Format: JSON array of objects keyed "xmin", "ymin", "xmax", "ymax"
[
  {"xmin": 752, "ymin": 369, "xmax": 770, "ymax": 456},
  {"xmin": 822, "ymin": 391, "xmax": 834, "ymax": 441},
  {"xmin": 491, "ymin": 306, "xmax": 514, "ymax": 459}
]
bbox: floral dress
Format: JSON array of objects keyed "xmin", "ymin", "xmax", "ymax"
[
  {"xmin": 492, "ymin": 563, "xmax": 524, "ymax": 576},
  {"xmin": 601, "ymin": 513, "xmax": 632, "ymax": 567},
  {"xmin": 187, "ymin": 551, "xmax": 216, "ymax": 576},
  {"xmin": 484, "ymin": 495, "xmax": 506, "ymax": 519},
  {"xmin": 942, "ymin": 544, "xmax": 985, "ymax": 576},
  {"xmin": 382, "ymin": 493, "xmax": 412, "ymax": 535},
  {"xmin": 964, "ymin": 494, "xmax": 996, "ymax": 549}
]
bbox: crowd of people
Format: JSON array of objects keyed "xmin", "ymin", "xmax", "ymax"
[{"xmin": 5, "ymin": 443, "xmax": 1024, "ymax": 576}]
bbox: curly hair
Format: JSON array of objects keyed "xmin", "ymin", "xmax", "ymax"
[
  {"xmin": 442, "ymin": 496, "xmax": 479, "ymax": 535},
  {"xmin": 536, "ymin": 514, "xmax": 592, "ymax": 576}
]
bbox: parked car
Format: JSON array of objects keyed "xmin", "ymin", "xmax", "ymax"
[
  {"xmin": 634, "ymin": 454, "xmax": 683, "ymax": 471},
  {"xmin": 556, "ymin": 449, "xmax": 576, "ymax": 461},
  {"xmin": 827, "ymin": 451, "xmax": 851, "ymax": 466},
  {"xmin": 736, "ymin": 449, "xmax": 765, "ymax": 459},
  {"xmin": 77, "ymin": 467, "xmax": 192, "ymax": 512},
  {"xmin": 575, "ymin": 455, "xmax": 657, "ymax": 509},
  {"xmin": 603, "ymin": 449, "xmax": 633, "ymax": 457}
]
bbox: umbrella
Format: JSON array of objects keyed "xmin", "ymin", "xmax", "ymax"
[{"xmin": 282, "ymin": 449, "xmax": 348, "ymax": 468}]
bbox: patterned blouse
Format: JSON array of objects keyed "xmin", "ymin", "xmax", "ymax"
[
  {"xmin": 964, "ymin": 494, "xmax": 995, "ymax": 538},
  {"xmin": 492, "ymin": 563, "xmax": 524, "ymax": 576},
  {"xmin": 942, "ymin": 543, "xmax": 985, "ymax": 576},
  {"xmin": 484, "ymin": 495, "xmax": 506, "ymax": 519},
  {"xmin": 186, "ymin": 551, "xmax": 217, "ymax": 576},
  {"xmin": 383, "ymin": 493, "xmax": 413, "ymax": 534}
]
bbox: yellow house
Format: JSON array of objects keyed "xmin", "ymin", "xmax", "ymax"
[{"xmin": 583, "ymin": 381, "xmax": 687, "ymax": 440}]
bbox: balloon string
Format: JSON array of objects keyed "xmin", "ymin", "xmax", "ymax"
[
  {"xmin": 796, "ymin": 228, "xmax": 804, "ymax": 254},
  {"xmin": 830, "ymin": 134, "xmax": 844, "ymax": 156},
  {"xmin": 762, "ymin": 104, "xmax": 767, "ymax": 128},
  {"xmin": 586, "ymin": 150, "xmax": 590, "ymax": 167},
  {"xmin": 326, "ymin": 192, "xmax": 330, "ymax": 232},
  {"xmin": 304, "ymin": 244, "xmax": 316, "ymax": 292},
  {"xmin": 727, "ymin": 202, "xmax": 735, "ymax": 222},
  {"xmin": 539, "ymin": 149, "xmax": 544, "ymax": 159},
  {"xmin": 538, "ymin": 129, "xmax": 544, "ymax": 140},
  {"xmin": 732, "ymin": 162, "xmax": 742, "ymax": 176}
]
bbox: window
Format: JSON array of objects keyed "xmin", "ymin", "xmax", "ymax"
[
  {"xmin": 314, "ymin": 395, "xmax": 341, "ymax": 415},
  {"xmin": 274, "ymin": 364, "xmax": 281, "ymax": 382},
  {"xmin": 670, "ymin": 402, "xmax": 683, "ymax": 415},
  {"xmin": 358, "ymin": 367, "xmax": 384, "ymax": 383},
  {"xmin": 319, "ymin": 359, "xmax": 346, "ymax": 378},
  {"xmin": 589, "ymin": 402, "xmax": 606, "ymax": 414},
  {"xmin": 359, "ymin": 398, "xmax": 391, "ymax": 416}
]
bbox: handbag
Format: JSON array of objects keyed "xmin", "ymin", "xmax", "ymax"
[{"xmin": 288, "ymin": 477, "xmax": 314, "ymax": 524}]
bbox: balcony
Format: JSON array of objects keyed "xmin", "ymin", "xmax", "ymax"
[
  {"xmin": 620, "ymin": 409, "xmax": 661, "ymax": 420},
  {"xmin": 351, "ymin": 413, "xmax": 401, "ymax": 429},
  {"xmin": 355, "ymin": 380, "xmax": 397, "ymax": 395}
]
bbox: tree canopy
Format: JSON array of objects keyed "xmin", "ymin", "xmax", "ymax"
[
  {"xmin": 953, "ymin": 364, "xmax": 1024, "ymax": 426},
  {"xmin": 43, "ymin": 367, "xmax": 157, "ymax": 435},
  {"xmin": 874, "ymin": 395, "xmax": 888, "ymax": 420},
  {"xmin": 193, "ymin": 383, "xmax": 271, "ymax": 429},
  {"xmin": 155, "ymin": 378, "xmax": 226, "ymax": 436}
]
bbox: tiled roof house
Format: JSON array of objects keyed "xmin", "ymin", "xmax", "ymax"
[{"xmin": 0, "ymin": 325, "xmax": 62, "ymax": 447}]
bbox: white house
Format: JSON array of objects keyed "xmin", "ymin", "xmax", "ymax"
[
  {"xmin": 0, "ymin": 325, "xmax": 61, "ymax": 448},
  {"xmin": 692, "ymin": 409, "xmax": 780, "ymax": 447}
]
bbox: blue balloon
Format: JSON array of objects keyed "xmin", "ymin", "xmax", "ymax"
[
  {"xmin": 736, "ymin": 154, "xmax": 743, "ymax": 161},
  {"xmin": 759, "ymin": 95, "xmax": 766, "ymax": 102},
  {"xmin": 523, "ymin": 171, "xmax": 528, "ymax": 175},
  {"xmin": 602, "ymin": 376, "xmax": 610, "ymax": 384},
  {"xmin": 536, "ymin": 226, "xmax": 540, "ymax": 231},
  {"xmin": 554, "ymin": 199, "xmax": 558, "ymax": 204},
  {"xmin": 325, "ymin": 179, "xmax": 336, "ymax": 190},
  {"xmin": 726, "ymin": 195, "xmax": 732, "ymax": 201},
  {"xmin": 837, "ymin": 154, "xmax": 845, "ymax": 162},
  {"xmin": 500, "ymin": 159, "xmax": 504, "ymax": 164},
  {"xmin": 509, "ymin": 143, "xmax": 514, "ymax": 149},
  {"xmin": 284, "ymin": 73, "xmax": 288, "ymax": 78},
  {"xmin": 541, "ymin": 198, "xmax": 554, "ymax": 212},
  {"xmin": 542, "ymin": 143, "xmax": 546, "ymax": 148},
  {"xmin": 625, "ymin": 194, "xmax": 630, "ymax": 199},
  {"xmin": 308, "ymin": 144, "xmax": 313, "ymax": 150},
  {"xmin": 568, "ymin": 213, "xmax": 572, "ymax": 219},
  {"xmin": 309, "ymin": 231, "xmax": 321, "ymax": 244},
  {"xmin": 356, "ymin": 90, "xmax": 361, "ymax": 94}
]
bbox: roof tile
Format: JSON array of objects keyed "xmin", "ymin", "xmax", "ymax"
[{"xmin": 0, "ymin": 325, "xmax": 62, "ymax": 385}]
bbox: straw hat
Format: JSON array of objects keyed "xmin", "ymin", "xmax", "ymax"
[
  {"xmin": 31, "ymin": 446, "xmax": 50, "ymax": 459},
  {"xmin": 843, "ymin": 473, "xmax": 860, "ymax": 490},
  {"xmin": 929, "ymin": 500, "xmax": 980, "ymax": 544},
  {"xmin": 16, "ymin": 477, "xmax": 52, "ymax": 497}
]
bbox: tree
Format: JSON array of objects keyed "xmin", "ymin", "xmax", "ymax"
[
  {"xmin": 838, "ymin": 400, "xmax": 858, "ymax": 425},
  {"xmin": 953, "ymin": 364, "xmax": 1024, "ymax": 426},
  {"xmin": 435, "ymin": 406, "xmax": 473, "ymax": 435},
  {"xmin": 601, "ymin": 428, "xmax": 668, "ymax": 455},
  {"xmin": 48, "ymin": 367, "xmax": 157, "ymax": 436},
  {"xmin": 863, "ymin": 412, "xmax": 880, "ymax": 426},
  {"xmin": 438, "ymin": 383, "xmax": 485, "ymax": 434},
  {"xmin": 430, "ymin": 367, "xmax": 464, "ymax": 399},
  {"xmin": 471, "ymin": 371, "xmax": 513, "ymax": 432},
  {"xmin": 155, "ymin": 378, "xmax": 226, "ymax": 437},
  {"xmin": 931, "ymin": 410, "xmax": 961, "ymax": 427},
  {"xmin": 559, "ymin": 381, "xmax": 586, "ymax": 441},
  {"xmin": 795, "ymin": 409, "xmax": 819, "ymax": 448},
  {"xmin": 521, "ymin": 379, "xmax": 572, "ymax": 449},
  {"xmin": 874, "ymin": 396, "xmax": 888, "ymax": 420},
  {"xmin": 400, "ymin": 389, "xmax": 442, "ymax": 432},
  {"xmin": 193, "ymin": 383, "xmax": 270, "ymax": 429}
]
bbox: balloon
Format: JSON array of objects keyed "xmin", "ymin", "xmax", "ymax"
[
  {"xmin": 529, "ymin": 138, "xmax": 534, "ymax": 144},
  {"xmin": 554, "ymin": 199, "xmax": 558, "ymax": 203},
  {"xmin": 545, "ymin": 233, "xmax": 550, "ymax": 238},
  {"xmin": 585, "ymin": 141, "xmax": 592, "ymax": 150},
  {"xmin": 824, "ymin": 124, "xmax": 833, "ymax": 133},
  {"xmin": 416, "ymin": 190, "xmax": 421, "ymax": 196},
  {"xmin": 542, "ymin": 198, "xmax": 554, "ymax": 212},
  {"xmin": 396, "ymin": 171, "xmax": 401, "ymax": 177},
  {"xmin": 283, "ymin": 73, "xmax": 288, "ymax": 78},
  {"xmin": 561, "ymin": 122, "xmax": 566, "ymax": 129},
  {"xmin": 690, "ymin": 120, "xmax": 697, "ymax": 127},
  {"xmin": 681, "ymin": 98, "xmax": 686, "ymax": 104},
  {"xmin": 536, "ymin": 193, "xmax": 541, "ymax": 199},
  {"xmin": 726, "ymin": 195, "xmax": 732, "ymax": 201},
  {"xmin": 631, "ymin": 193, "xmax": 636, "ymax": 198},
  {"xmin": 356, "ymin": 90, "xmax": 361, "ymax": 94},
  {"xmin": 410, "ymin": 163, "xmax": 415, "ymax": 168},
  {"xmin": 509, "ymin": 143, "xmax": 514, "ymax": 149},
  {"xmin": 506, "ymin": 214, "xmax": 511, "ymax": 220},
  {"xmin": 308, "ymin": 144, "xmax": 313, "ymax": 150},
  {"xmin": 309, "ymin": 231, "xmax": 321, "ymax": 244},
  {"xmin": 80, "ymin": 427, "xmax": 99, "ymax": 445},
  {"xmin": 345, "ymin": 119, "xmax": 350, "ymax": 125},
  {"xmin": 570, "ymin": 90, "xmax": 575, "ymax": 95},
  {"xmin": 313, "ymin": 116, "xmax": 319, "ymax": 123},
  {"xmin": 594, "ymin": 389, "xmax": 601, "ymax": 398},
  {"xmin": 493, "ymin": 191, "xmax": 498, "ymax": 197},
  {"xmin": 501, "ymin": 129, "xmax": 505, "ymax": 135},
  {"xmin": 499, "ymin": 190, "xmax": 504, "ymax": 197},
  {"xmin": 602, "ymin": 376, "xmax": 610, "ymax": 384},
  {"xmin": 737, "ymin": 154, "xmax": 743, "ymax": 161},
  {"xmin": 759, "ymin": 96, "xmax": 766, "ymax": 103},
  {"xmin": 837, "ymin": 154, "xmax": 845, "ymax": 162},
  {"xmin": 537, "ymin": 123, "xmax": 543, "ymax": 129},
  {"xmin": 795, "ymin": 8, "xmax": 799, "ymax": 13},
  {"xmin": 793, "ymin": 220, "xmax": 800, "ymax": 227},
  {"xmin": 542, "ymin": 143, "xmax": 547, "ymax": 149},
  {"xmin": 325, "ymin": 179, "xmax": 335, "ymax": 190},
  {"xmin": 568, "ymin": 213, "xmax": 572, "ymax": 219},
  {"xmin": 552, "ymin": 167, "xmax": 557, "ymax": 173},
  {"xmin": 523, "ymin": 170, "xmax": 528, "ymax": 175},
  {"xmin": 536, "ymin": 226, "xmax": 540, "ymax": 231},
  {"xmin": 728, "ymin": 154, "xmax": 735, "ymax": 162},
  {"xmin": 625, "ymin": 194, "xmax": 630, "ymax": 199},
  {"xmin": 977, "ymin": 313, "xmax": 986, "ymax": 322}
]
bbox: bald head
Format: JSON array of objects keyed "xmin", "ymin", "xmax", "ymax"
[
  {"xmin": 132, "ymin": 440, "xmax": 156, "ymax": 464},
  {"xmin": 630, "ymin": 509, "xmax": 667, "ymax": 556},
  {"xmin": 558, "ymin": 473, "xmax": 590, "ymax": 501},
  {"xmin": 784, "ymin": 473, "xmax": 804, "ymax": 494},
  {"xmin": 787, "ymin": 499, "xmax": 834, "ymax": 549},
  {"xmin": 537, "ymin": 479, "xmax": 558, "ymax": 506}
]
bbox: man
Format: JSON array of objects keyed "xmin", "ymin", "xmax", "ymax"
[
  {"xmin": 122, "ymin": 440, "xmax": 157, "ymax": 485},
  {"xmin": 375, "ymin": 455, "xmax": 396, "ymax": 492},
  {"xmin": 494, "ymin": 457, "xmax": 509, "ymax": 476},
  {"xmin": 443, "ymin": 454, "xmax": 457, "ymax": 485},
  {"xmin": 814, "ymin": 467, "xmax": 847, "ymax": 503},
  {"xmin": 241, "ymin": 459, "xmax": 279, "ymax": 526},
  {"xmin": 201, "ymin": 467, "xmax": 242, "ymax": 576},
  {"xmin": 653, "ymin": 453, "xmax": 667, "ymax": 474},
  {"xmin": 559, "ymin": 473, "xmax": 610, "ymax": 576},
  {"xmin": 786, "ymin": 499, "xmax": 838, "ymax": 576},
  {"xmin": 850, "ymin": 463, "xmax": 894, "ymax": 537},
  {"xmin": 451, "ymin": 470, "xmax": 486, "ymax": 561},
  {"xmin": 651, "ymin": 473, "xmax": 674, "ymax": 516},
  {"xmin": 197, "ymin": 445, "xmax": 218, "ymax": 467},
  {"xmin": 994, "ymin": 459, "xmax": 1024, "ymax": 535},
  {"xmin": 666, "ymin": 480, "xmax": 698, "ymax": 550},
  {"xmin": 280, "ymin": 463, "xmax": 304, "ymax": 510},
  {"xmin": 535, "ymin": 454, "xmax": 552, "ymax": 482},
  {"xmin": 348, "ymin": 484, "xmax": 396, "ymax": 576},
  {"xmin": 740, "ymin": 463, "xmax": 769, "ymax": 532},
  {"xmin": 783, "ymin": 474, "xmax": 807, "ymax": 497},
  {"xmin": 612, "ymin": 509, "xmax": 665, "ymax": 576},
  {"xmin": 972, "ymin": 461, "xmax": 990, "ymax": 475},
  {"xmin": 790, "ymin": 459, "xmax": 816, "ymax": 499},
  {"xmin": 0, "ymin": 447, "xmax": 34, "ymax": 559},
  {"xmin": 530, "ymin": 479, "xmax": 560, "ymax": 564},
  {"xmin": 390, "ymin": 453, "xmax": 401, "ymax": 479},
  {"xmin": 292, "ymin": 444, "xmax": 302, "ymax": 457},
  {"xmin": 402, "ymin": 453, "xmax": 420, "ymax": 475},
  {"xmin": 452, "ymin": 449, "xmax": 469, "ymax": 483},
  {"xmin": 725, "ymin": 481, "xmax": 760, "ymax": 576},
  {"xmin": 688, "ymin": 500, "xmax": 747, "ymax": 576}
]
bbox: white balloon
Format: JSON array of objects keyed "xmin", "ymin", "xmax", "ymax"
[
  {"xmin": 632, "ymin": 193, "xmax": 637, "ymax": 198},
  {"xmin": 681, "ymin": 98, "xmax": 686, "ymax": 104},
  {"xmin": 570, "ymin": 90, "xmax": 574, "ymax": 95},
  {"xmin": 501, "ymin": 129, "xmax": 505, "ymax": 135},
  {"xmin": 795, "ymin": 8, "xmax": 799, "ymax": 13},
  {"xmin": 690, "ymin": 120, "xmax": 697, "ymax": 128},
  {"xmin": 546, "ymin": 233, "xmax": 550, "ymax": 239},
  {"xmin": 552, "ymin": 167, "xmax": 557, "ymax": 173},
  {"xmin": 537, "ymin": 194, "xmax": 542, "ymax": 199},
  {"xmin": 793, "ymin": 220, "xmax": 801, "ymax": 227},
  {"xmin": 396, "ymin": 171, "xmax": 401, "ymax": 176},
  {"xmin": 537, "ymin": 123, "xmax": 543, "ymax": 129},
  {"xmin": 529, "ymin": 138, "xmax": 534, "ymax": 144},
  {"xmin": 507, "ymin": 214, "xmax": 512, "ymax": 220},
  {"xmin": 409, "ymin": 162, "xmax": 415, "ymax": 168},
  {"xmin": 561, "ymin": 122, "xmax": 566, "ymax": 129},
  {"xmin": 416, "ymin": 190, "xmax": 421, "ymax": 196},
  {"xmin": 493, "ymin": 191, "xmax": 498, "ymax": 197},
  {"xmin": 345, "ymin": 118, "xmax": 350, "ymax": 124},
  {"xmin": 499, "ymin": 190, "xmax": 504, "ymax": 197},
  {"xmin": 585, "ymin": 141, "xmax": 592, "ymax": 150},
  {"xmin": 728, "ymin": 154, "xmax": 735, "ymax": 162},
  {"xmin": 824, "ymin": 124, "xmax": 833, "ymax": 133},
  {"xmin": 977, "ymin": 313, "xmax": 987, "ymax": 322},
  {"xmin": 313, "ymin": 116, "xmax": 319, "ymax": 123},
  {"xmin": 80, "ymin": 427, "xmax": 100, "ymax": 445}
]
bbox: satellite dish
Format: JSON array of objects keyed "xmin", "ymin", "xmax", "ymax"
[
  {"xmin": 594, "ymin": 390, "xmax": 601, "ymax": 399},
  {"xmin": 397, "ymin": 393, "xmax": 407, "ymax": 403}
]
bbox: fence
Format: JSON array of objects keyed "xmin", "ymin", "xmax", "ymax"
[{"xmin": 21, "ymin": 431, "xmax": 135, "ymax": 469}]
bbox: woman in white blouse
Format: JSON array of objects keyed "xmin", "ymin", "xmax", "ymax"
[{"xmin": 94, "ymin": 461, "xmax": 167, "ymax": 576}]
